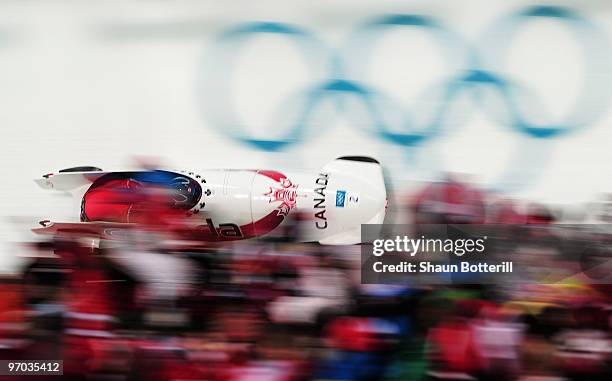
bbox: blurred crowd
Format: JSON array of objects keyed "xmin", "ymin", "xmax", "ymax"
[{"xmin": 0, "ymin": 178, "xmax": 610, "ymax": 381}]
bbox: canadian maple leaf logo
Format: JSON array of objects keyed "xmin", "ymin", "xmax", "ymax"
[{"xmin": 264, "ymin": 177, "xmax": 300, "ymax": 217}]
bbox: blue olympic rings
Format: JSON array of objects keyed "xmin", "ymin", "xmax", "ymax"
[
  {"xmin": 200, "ymin": 22, "xmax": 332, "ymax": 151},
  {"xmin": 476, "ymin": 6, "xmax": 612, "ymax": 138},
  {"xmin": 198, "ymin": 6, "xmax": 611, "ymax": 189},
  {"xmin": 200, "ymin": 5, "xmax": 611, "ymax": 149}
]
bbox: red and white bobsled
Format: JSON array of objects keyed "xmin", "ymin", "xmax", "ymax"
[{"xmin": 33, "ymin": 156, "xmax": 387, "ymax": 245}]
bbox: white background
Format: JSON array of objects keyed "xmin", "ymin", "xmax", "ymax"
[{"xmin": 0, "ymin": 0, "xmax": 611, "ymax": 273}]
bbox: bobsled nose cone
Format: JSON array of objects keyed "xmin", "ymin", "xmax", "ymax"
[{"xmin": 361, "ymin": 189, "xmax": 387, "ymax": 225}]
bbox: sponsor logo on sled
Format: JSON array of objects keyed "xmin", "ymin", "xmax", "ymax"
[{"xmin": 336, "ymin": 190, "xmax": 346, "ymax": 208}]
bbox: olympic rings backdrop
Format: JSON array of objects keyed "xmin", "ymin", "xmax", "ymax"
[
  {"xmin": 199, "ymin": 4, "xmax": 612, "ymax": 192},
  {"xmin": 202, "ymin": 6, "xmax": 611, "ymax": 146}
]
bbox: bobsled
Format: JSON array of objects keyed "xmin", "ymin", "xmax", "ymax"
[{"xmin": 33, "ymin": 156, "xmax": 387, "ymax": 245}]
